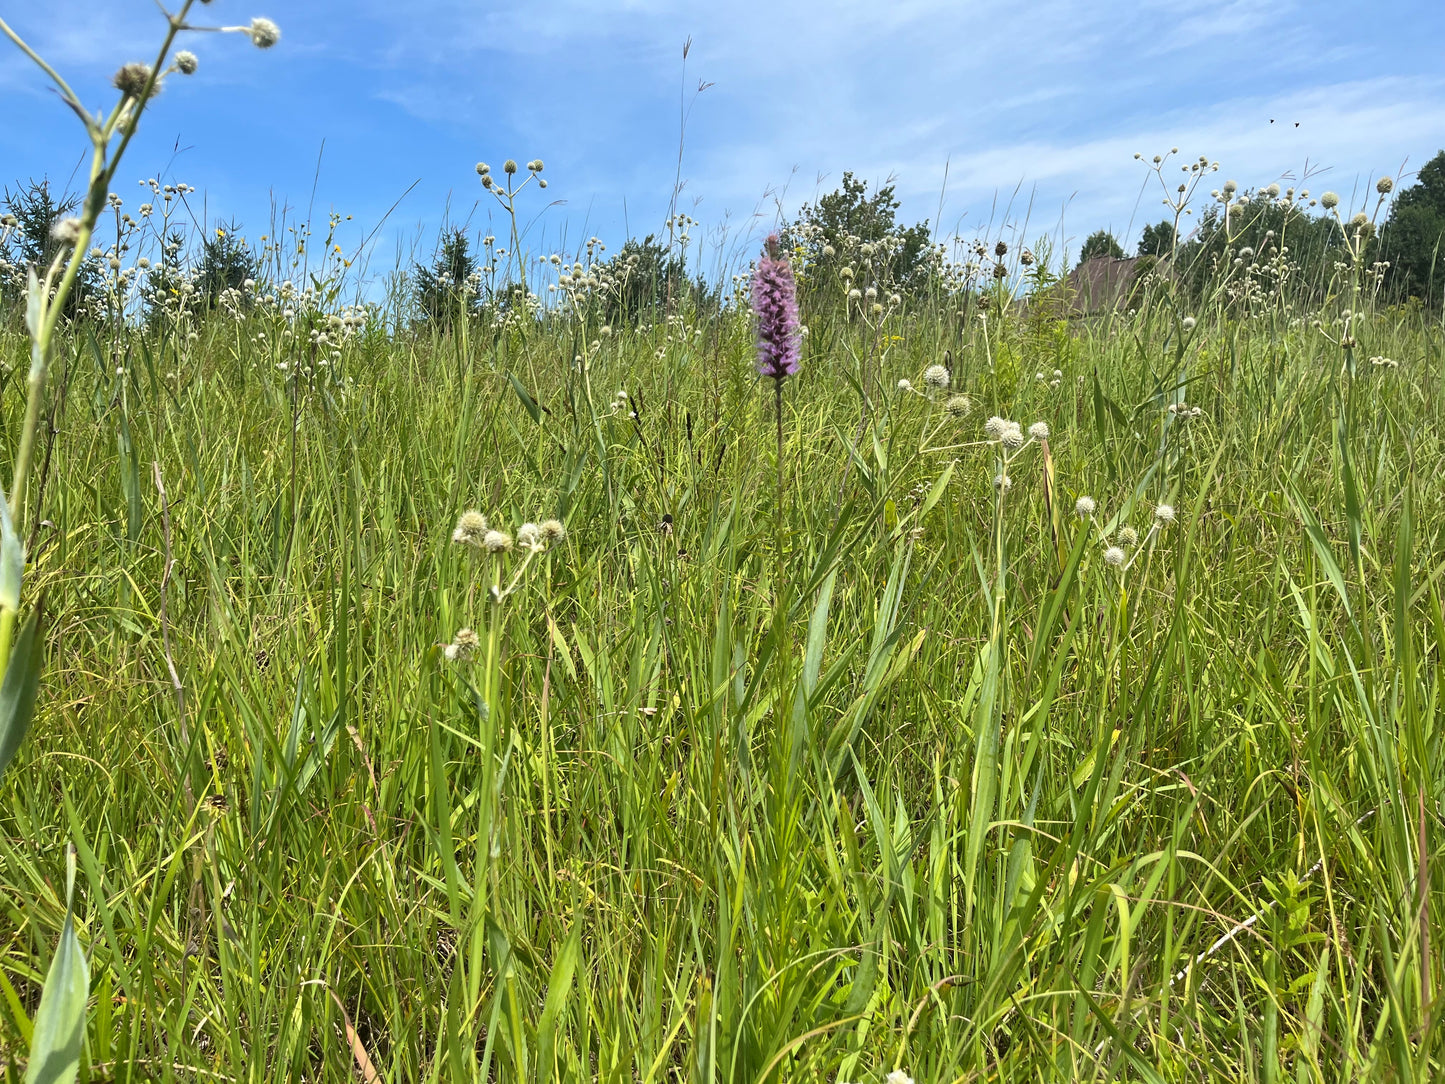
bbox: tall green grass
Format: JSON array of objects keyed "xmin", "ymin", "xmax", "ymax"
[{"xmin": 0, "ymin": 274, "xmax": 1442, "ymax": 1081}]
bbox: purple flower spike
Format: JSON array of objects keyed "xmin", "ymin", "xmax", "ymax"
[{"xmin": 752, "ymin": 234, "xmax": 800, "ymax": 382}]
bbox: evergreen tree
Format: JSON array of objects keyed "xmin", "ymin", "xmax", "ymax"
[
  {"xmin": 1078, "ymin": 230, "xmax": 1125, "ymax": 265},
  {"xmin": 412, "ymin": 228, "xmax": 481, "ymax": 329}
]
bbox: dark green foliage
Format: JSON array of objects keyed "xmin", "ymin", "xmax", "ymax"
[
  {"xmin": 1078, "ymin": 230, "xmax": 1125, "ymax": 264},
  {"xmin": 197, "ymin": 220, "xmax": 260, "ymax": 308},
  {"xmin": 1137, "ymin": 220, "xmax": 1176, "ymax": 257},
  {"xmin": 412, "ymin": 227, "xmax": 481, "ymax": 330},
  {"xmin": 0, "ymin": 178, "xmax": 99, "ymax": 320},
  {"xmin": 1380, "ymin": 150, "xmax": 1445, "ymax": 304},
  {"xmin": 782, "ymin": 171, "xmax": 933, "ymax": 298},
  {"xmin": 596, "ymin": 234, "xmax": 687, "ymax": 324},
  {"xmin": 1172, "ymin": 196, "xmax": 1343, "ymax": 304}
]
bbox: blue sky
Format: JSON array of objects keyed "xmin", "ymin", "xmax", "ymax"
[{"xmin": 3, "ymin": 0, "xmax": 1443, "ymax": 287}]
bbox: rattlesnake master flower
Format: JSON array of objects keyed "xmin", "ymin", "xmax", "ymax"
[
  {"xmin": 1376, "ymin": 176, "xmax": 1394, "ymax": 194},
  {"xmin": 517, "ymin": 523, "xmax": 541, "ymax": 550},
  {"xmin": 984, "ymin": 415, "xmax": 1008, "ymax": 441},
  {"xmin": 751, "ymin": 234, "xmax": 801, "ymax": 381},
  {"xmin": 1182, "ymin": 316, "xmax": 1196, "ymax": 331},
  {"xmin": 483, "ymin": 529, "xmax": 513, "ymax": 553},
  {"xmin": 1103, "ymin": 545, "xmax": 1126, "ymax": 567},
  {"xmin": 1118, "ymin": 526, "xmax": 1140, "ymax": 547},
  {"xmin": 922, "ymin": 364, "xmax": 950, "ymax": 390},
  {"xmin": 1000, "ymin": 422, "xmax": 1025, "ymax": 449},
  {"xmin": 113, "ymin": 62, "xmax": 155, "ymax": 99},
  {"xmin": 503, "ymin": 159, "xmax": 519, "ymax": 175},
  {"xmin": 247, "ymin": 18, "xmax": 281, "ymax": 48},
  {"xmin": 1028, "ymin": 421, "xmax": 1050, "ymax": 441},
  {"xmin": 444, "ymin": 627, "xmax": 481, "ymax": 662},
  {"xmin": 992, "ymin": 473, "xmax": 1012, "ymax": 492},
  {"xmin": 1155, "ymin": 503, "xmax": 1176, "ymax": 524},
  {"xmin": 1075, "ymin": 495, "xmax": 1096, "ymax": 517},
  {"xmin": 886, "ymin": 1071, "xmax": 916, "ymax": 1084},
  {"xmin": 539, "ymin": 519, "xmax": 567, "ymax": 544},
  {"xmin": 50, "ymin": 217, "xmax": 83, "ymax": 247},
  {"xmin": 896, "ymin": 378, "xmax": 913, "ymax": 391},
  {"xmin": 174, "ymin": 51, "xmax": 199, "ymax": 75},
  {"xmin": 1320, "ymin": 191, "xmax": 1340, "ymax": 210},
  {"xmin": 452, "ymin": 510, "xmax": 488, "ymax": 546},
  {"xmin": 944, "ymin": 394, "xmax": 971, "ymax": 417}
]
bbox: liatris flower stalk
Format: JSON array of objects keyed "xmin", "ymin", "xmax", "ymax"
[
  {"xmin": 752, "ymin": 232, "xmax": 800, "ymax": 608},
  {"xmin": 752, "ymin": 233, "xmax": 800, "ymax": 385}
]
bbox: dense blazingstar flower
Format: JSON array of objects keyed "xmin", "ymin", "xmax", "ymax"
[{"xmin": 751, "ymin": 234, "xmax": 800, "ymax": 382}]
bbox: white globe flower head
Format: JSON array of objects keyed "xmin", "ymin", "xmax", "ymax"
[
  {"xmin": 1075, "ymin": 495, "xmax": 1096, "ymax": 517},
  {"xmin": 984, "ymin": 416, "xmax": 1008, "ymax": 441},
  {"xmin": 1028, "ymin": 421, "xmax": 1050, "ymax": 441},
  {"xmin": 886, "ymin": 1072, "xmax": 916, "ymax": 1084},
  {"xmin": 897, "ymin": 378, "xmax": 913, "ymax": 391},
  {"xmin": 1154, "ymin": 503, "xmax": 1176, "ymax": 525},
  {"xmin": 1000, "ymin": 421, "xmax": 1025, "ymax": 449},
  {"xmin": 1320, "ymin": 191, "xmax": 1340, "ymax": 210},
  {"xmin": 1104, "ymin": 545, "xmax": 1126, "ymax": 567},
  {"xmin": 922, "ymin": 364, "xmax": 950, "ymax": 390},
  {"xmin": 1118, "ymin": 526, "xmax": 1140, "ymax": 547},
  {"xmin": 1182, "ymin": 316, "xmax": 1196, "ymax": 331}
]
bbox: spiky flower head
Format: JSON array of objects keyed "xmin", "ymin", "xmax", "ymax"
[
  {"xmin": 1320, "ymin": 191, "xmax": 1340, "ymax": 210},
  {"xmin": 50, "ymin": 217, "xmax": 82, "ymax": 247},
  {"xmin": 247, "ymin": 18, "xmax": 281, "ymax": 48},
  {"xmin": 1222, "ymin": 179, "xmax": 1238, "ymax": 195},
  {"xmin": 1103, "ymin": 545, "xmax": 1126, "ymax": 567},
  {"xmin": 751, "ymin": 234, "xmax": 801, "ymax": 382},
  {"xmin": 452, "ymin": 510, "xmax": 488, "ymax": 546},
  {"xmin": 993, "ymin": 473, "xmax": 1013, "ymax": 492},
  {"xmin": 1182, "ymin": 316, "xmax": 1196, "ymax": 331},
  {"xmin": 1376, "ymin": 176, "xmax": 1394, "ymax": 195},
  {"xmin": 897, "ymin": 378, "xmax": 913, "ymax": 392},
  {"xmin": 476, "ymin": 162, "xmax": 491, "ymax": 176},
  {"xmin": 539, "ymin": 519, "xmax": 567, "ymax": 545},
  {"xmin": 999, "ymin": 422, "xmax": 1025, "ymax": 449},
  {"xmin": 1028, "ymin": 421, "xmax": 1050, "ymax": 441},
  {"xmin": 944, "ymin": 394, "xmax": 972, "ymax": 418},
  {"xmin": 922, "ymin": 364, "xmax": 950, "ymax": 390},
  {"xmin": 112, "ymin": 63, "xmax": 155, "ymax": 100},
  {"xmin": 984, "ymin": 415, "xmax": 1009, "ymax": 441},
  {"xmin": 483, "ymin": 529, "xmax": 513, "ymax": 553},
  {"xmin": 517, "ymin": 523, "xmax": 541, "ymax": 550},
  {"xmin": 1154, "ymin": 503, "xmax": 1176, "ymax": 525},
  {"xmin": 1117, "ymin": 526, "xmax": 1140, "ymax": 547},
  {"xmin": 1075, "ymin": 495, "xmax": 1096, "ymax": 517},
  {"xmin": 886, "ymin": 1071, "xmax": 916, "ymax": 1084},
  {"xmin": 503, "ymin": 159, "xmax": 519, "ymax": 175},
  {"xmin": 174, "ymin": 51, "xmax": 199, "ymax": 75},
  {"xmin": 528, "ymin": 159, "xmax": 544, "ymax": 172},
  {"xmin": 444, "ymin": 627, "xmax": 481, "ymax": 662}
]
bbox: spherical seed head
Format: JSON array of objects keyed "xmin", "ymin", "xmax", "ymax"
[
  {"xmin": 1320, "ymin": 191, "xmax": 1340, "ymax": 210},
  {"xmin": 483, "ymin": 529, "xmax": 513, "ymax": 553},
  {"xmin": 994, "ymin": 240, "xmax": 1008, "ymax": 257},
  {"xmin": 1155, "ymin": 503, "xmax": 1176, "ymax": 524},
  {"xmin": 1376, "ymin": 176, "xmax": 1394, "ymax": 195},
  {"xmin": 1182, "ymin": 316, "xmax": 1196, "ymax": 330},
  {"xmin": 752, "ymin": 234, "xmax": 801, "ymax": 382},
  {"xmin": 1075, "ymin": 495, "xmax": 1096, "ymax": 517},
  {"xmin": 897, "ymin": 378, "xmax": 913, "ymax": 391},
  {"xmin": 993, "ymin": 473, "xmax": 1012, "ymax": 492},
  {"xmin": 452, "ymin": 509, "xmax": 488, "ymax": 546},
  {"xmin": 50, "ymin": 217, "xmax": 82, "ymax": 247},
  {"xmin": 1000, "ymin": 423, "xmax": 1025, "ymax": 449},
  {"xmin": 113, "ymin": 62, "xmax": 154, "ymax": 99},
  {"xmin": 821, "ymin": 243, "xmax": 836, "ymax": 257},
  {"xmin": 476, "ymin": 162, "xmax": 490, "ymax": 176},
  {"xmin": 528, "ymin": 159, "xmax": 544, "ymax": 172},
  {"xmin": 1266, "ymin": 183, "xmax": 1281, "ymax": 198},
  {"xmin": 503, "ymin": 159, "xmax": 519, "ymax": 175},
  {"xmin": 455, "ymin": 627, "xmax": 480, "ymax": 648},
  {"xmin": 1104, "ymin": 545, "xmax": 1126, "ymax": 567},
  {"xmin": 174, "ymin": 51, "xmax": 199, "ymax": 75},
  {"xmin": 539, "ymin": 519, "xmax": 566, "ymax": 545},
  {"xmin": 517, "ymin": 522, "xmax": 541, "ymax": 550},
  {"xmin": 248, "ymin": 18, "xmax": 281, "ymax": 48},
  {"xmin": 922, "ymin": 364, "xmax": 950, "ymax": 390},
  {"xmin": 984, "ymin": 415, "xmax": 1008, "ymax": 441},
  {"xmin": 1222, "ymin": 179, "xmax": 1238, "ymax": 195},
  {"xmin": 538, "ymin": 178, "xmax": 548, "ymax": 188},
  {"xmin": 1028, "ymin": 421, "xmax": 1050, "ymax": 441},
  {"xmin": 1118, "ymin": 526, "xmax": 1140, "ymax": 547},
  {"xmin": 944, "ymin": 394, "xmax": 971, "ymax": 418}
]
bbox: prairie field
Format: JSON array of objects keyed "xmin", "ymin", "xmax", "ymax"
[{"xmin": 3, "ymin": 6, "xmax": 1445, "ymax": 1084}]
